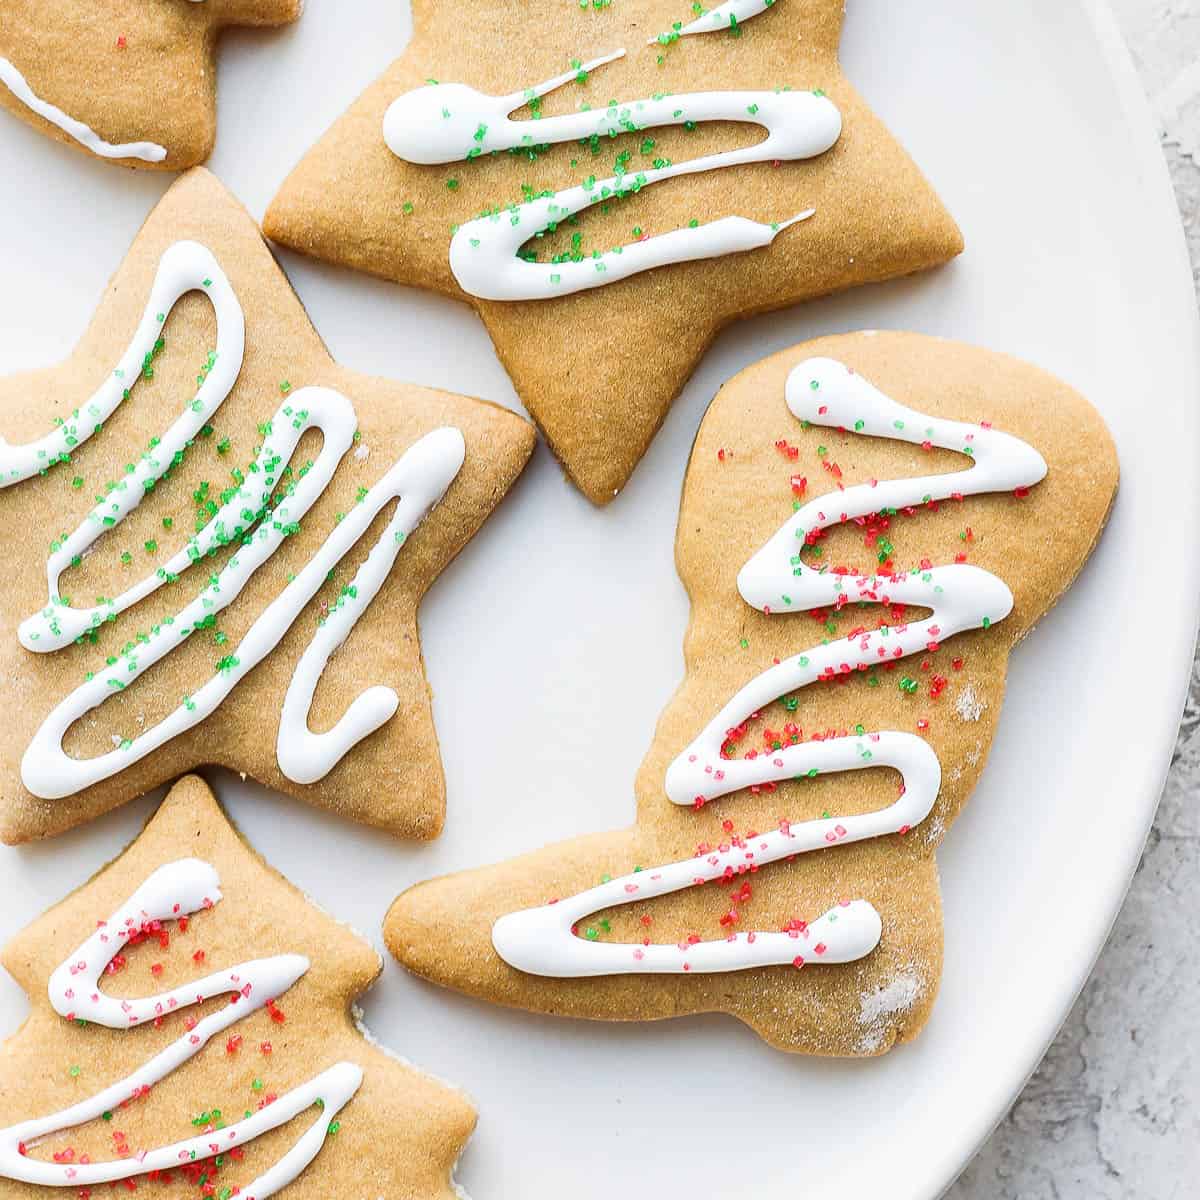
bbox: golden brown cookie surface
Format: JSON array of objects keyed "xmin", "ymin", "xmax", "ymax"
[
  {"xmin": 0, "ymin": 0, "xmax": 302, "ymax": 169},
  {"xmin": 264, "ymin": 0, "xmax": 963, "ymax": 503},
  {"xmin": 385, "ymin": 331, "xmax": 1118, "ymax": 1055},
  {"xmin": 0, "ymin": 168, "xmax": 535, "ymax": 844},
  {"xmin": 0, "ymin": 775, "xmax": 476, "ymax": 1200}
]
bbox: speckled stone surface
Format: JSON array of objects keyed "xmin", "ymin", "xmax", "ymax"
[{"xmin": 948, "ymin": 5, "xmax": 1200, "ymax": 1195}]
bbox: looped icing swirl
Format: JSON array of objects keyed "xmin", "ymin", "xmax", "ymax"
[
  {"xmin": 492, "ymin": 357, "xmax": 1048, "ymax": 977},
  {"xmin": 1, "ymin": 241, "xmax": 464, "ymax": 799}
]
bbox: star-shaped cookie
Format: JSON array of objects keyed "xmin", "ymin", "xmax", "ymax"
[
  {"xmin": 0, "ymin": 0, "xmax": 301, "ymax": 169},
  {"xmin": 0, "ymin": 167, "xmax": 535, "ymax": 845},
  {"xmin": 264, "ymin": 0, "xmax": 963, "ymax": 503},
  {"xmin": 385, "ymin": 332, "xmax": 1118, "ymax": 1055},
  {"xmin": 0, "ymin": 775, "xmax": 476, "ymax": 1200}
]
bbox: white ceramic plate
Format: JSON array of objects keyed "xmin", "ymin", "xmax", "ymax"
[{"xmin": 1, "ymin": 2, "xmax": 1197, "ymax": 1197}]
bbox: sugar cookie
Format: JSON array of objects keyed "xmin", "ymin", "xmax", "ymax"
[
  {"xmin": 0, "ymin": 168, "xmax": 535, "ymax": 844},
  {"xmin": 264, "ymin": 0, "xmax": 963, "ymax": 503},
  {"xmin": 386, "ymin": 331, "xmax": 1118, "ymax": 1055},
  {"xmin": 0, "ymin": 776, "xmax": 476, "ymax": 1199},
  {"xmin": 0, "ymin": 1, "xmax": 302, "ymax": 169}
]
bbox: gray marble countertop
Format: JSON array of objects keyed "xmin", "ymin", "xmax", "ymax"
[{"xmin": 950, "ymin": 3, "xmax": 1200, "ymax": 1195}]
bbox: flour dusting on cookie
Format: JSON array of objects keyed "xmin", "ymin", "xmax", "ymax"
[
  {"xmin": 857, "ymin": 971, "xmax": 924, "ymax": 1054},
  {"xmin": 955, "ymin": 683, "xmax": 986, "ymax": 722}
]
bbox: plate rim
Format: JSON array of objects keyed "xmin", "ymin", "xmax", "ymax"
[
  {"xmin": 0, "ymin": 4, "xmax": 1197, "ymax": 1198},
  {"xmin": 935, "ymin": 1, "xmax": 1200, "ymax": 1193}
]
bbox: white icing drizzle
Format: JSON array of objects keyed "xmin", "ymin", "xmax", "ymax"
[
  {"xmin": 0, "ymin": 859, "xmax": 361, "ymax": 1195},
  {"xmin": 3, "ymin": 241, "xmax": 465, "ymax": 798},
  {"xmin": 0, "ymin": 57, "xmax": 168, "ymax": 163},
  {"xmin": 15, "ymin": 260, "xmax": 251, "ymax": 653},
  {"xmin": 276, "ymin": 426, "xmax": 466, "ymax": 785},
  {"xmin": 0, "ymin": 241, "xmax": 243, "ymax": 492},
  {"xmin": 383, "ymin": 51, "xmax": 841, "ymax": 300},
  {"xmin": 493, "ymin": 850, "xmax": 886, "ymax": 977},
  {"xmin": 659, "ymin": 0, "xmax": 778, "ymax": 40},
  {"xmin": 493, "ymin": 357, "xmax": 1047, "ymax": 977}
]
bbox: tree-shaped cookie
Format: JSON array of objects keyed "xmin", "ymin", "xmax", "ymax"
[
  {"xmin": 0, "ymin": 775, "xmax": 475, "ymax": 1199},
  {"xmin": 264, "ymin": 0, "xmax": 963, "ymax": 503},
  {"xmin": 386, "ymin": 331, "xmax": 1118, "ymax": 1054},
  {"xmin": 0, "ymin": 1, "xmax": 302, "ymax": 169},
  {"xmin": 0, "ymin": 168, "xmax": 535, "ymax": 844}
]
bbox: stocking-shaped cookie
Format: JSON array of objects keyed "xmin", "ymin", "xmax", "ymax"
[
  {"xmin": 0, "ymin": 775, "xmax": 475, "ymax": 1199},
  {"xmin": 264, "ymin": 0, "xmax": 963, "ymax": 503},
  {"xmin": 0, "ymin": 1, "xmax": 301, "ymax": 168},
  {"xmin": 386, "ymin": 332, "xmax": 1118, "ymax": 1054},
  {"xmin": 0, "ymin": 168, "xmax": 534, "ymax": 844}
]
